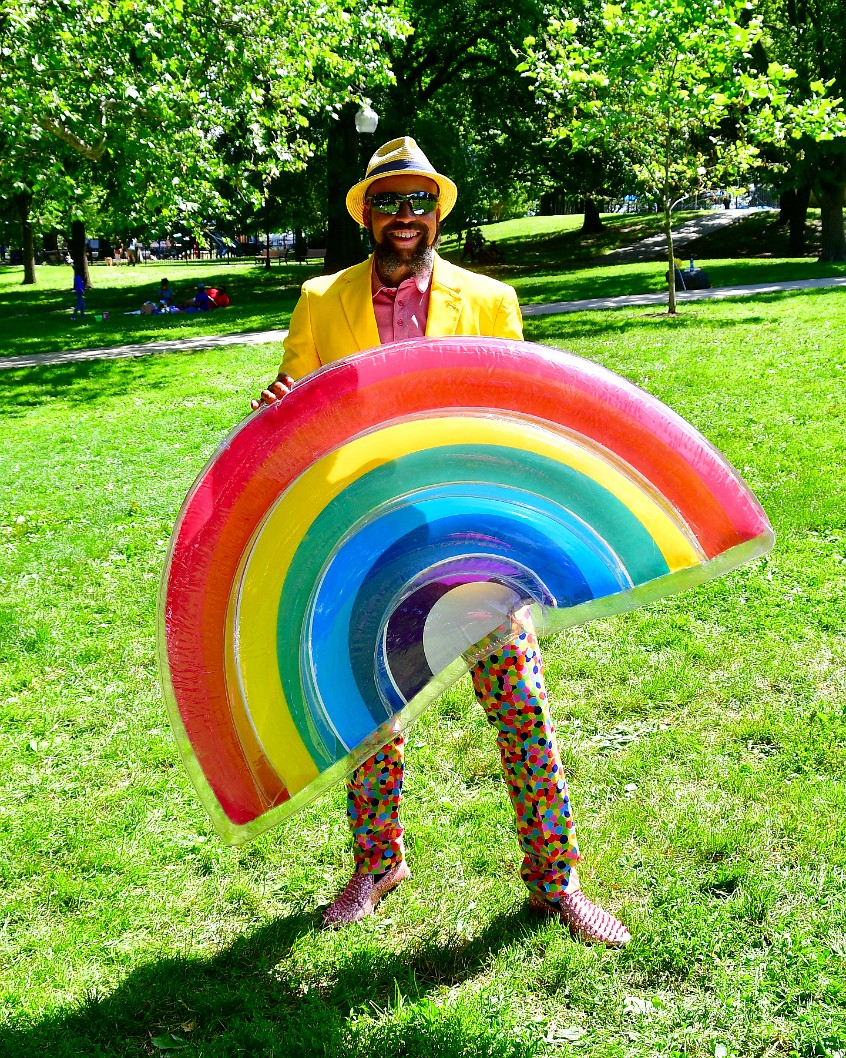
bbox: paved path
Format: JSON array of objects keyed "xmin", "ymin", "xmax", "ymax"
[
  {"xmin": 603, "ymin": 207, "xmax": 768, "ymax": 263},
  {"xmin": 0, "ymin": 328, "xmax": 289, "ymax": 372},
  {"xmin": 522, "ymin": 274, "xmax": 846, "ymax": 317},
  {"xmin": 2, "ymin": 273, "xmax": 845, "ymax": 373}
]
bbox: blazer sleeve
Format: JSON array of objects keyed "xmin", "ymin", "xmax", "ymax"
[
  {"xmin": 278, "ymin": 286, "xmax": 322, "ymax": 381},
  {"xmin": 493, "ymin": 285, "xmax": 524, "ymax": 341}
]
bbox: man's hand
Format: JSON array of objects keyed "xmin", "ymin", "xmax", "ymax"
[{"xmin": 250, "ymin": 373, "xmax": 295, "ymax": 411}]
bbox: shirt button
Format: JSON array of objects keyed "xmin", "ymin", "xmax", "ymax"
[
  {"xmin": 397, "ymin": 301, "xmax": 404, "ymax": 308},
  {"xmin": 397, "ymin": 319, "xmax": 404, "ymax": 326}
]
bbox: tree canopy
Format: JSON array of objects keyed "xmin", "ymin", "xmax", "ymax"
[
  {"xmin": 523, "ymin": 0, "xmax": 845, "ymax": 309},
  {"xmin": 759, "ymin": 0, "xmax": 846, "ymax": 259},
  {"xmin": 0, "ymin": 0, "xmax": 405, "ymax": 278}
]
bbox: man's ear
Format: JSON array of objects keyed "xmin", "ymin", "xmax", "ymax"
[{"xmin": 361, "ymin": 204, "xmax": 371, "ymax": 228}]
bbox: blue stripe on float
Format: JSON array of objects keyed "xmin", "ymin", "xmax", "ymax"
[
  {"xmin": 308, "ymin": 496, "xmax": 627, "ymax": 748},
  {"xmin": 277, "ymin": 445, "xmax": 670, "ymax": 760}
]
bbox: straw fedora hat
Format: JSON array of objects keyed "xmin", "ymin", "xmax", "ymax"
[{"xmin": 346, "ymin": 136, "xmax": 458, "ymax": 225}]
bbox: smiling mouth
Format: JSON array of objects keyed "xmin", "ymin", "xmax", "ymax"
[{"xmin": 386, "ymin": 228, "xmax": 424, "ymax": 241}]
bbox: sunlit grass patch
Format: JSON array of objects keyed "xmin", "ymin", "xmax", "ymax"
[{"xmin": 0, "ymin": 291, "xmax": 844, "ymax": 1056}]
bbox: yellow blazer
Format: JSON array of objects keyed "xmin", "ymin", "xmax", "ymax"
[{"xmin": 279, "ymin": 253, "xmax": 523, "ymax": 381}]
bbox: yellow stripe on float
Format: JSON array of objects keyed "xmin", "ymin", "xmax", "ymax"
[{"xmin": 236, "ymin": 414, "xmax": 701, "ymax": 787}]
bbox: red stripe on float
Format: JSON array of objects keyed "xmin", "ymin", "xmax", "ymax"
[{"xmin": 165, "ymin": 339, "xmax": 770, "ymax": 825}]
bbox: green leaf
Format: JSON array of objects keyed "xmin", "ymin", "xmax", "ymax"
[{"xmin": 150, "ymin": 1034, "xmax": 187, "ymax": 1050}]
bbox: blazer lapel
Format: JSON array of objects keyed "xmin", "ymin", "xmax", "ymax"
[
  {"xmin": 426, "ymin": 254, "xmax": 464, "ymax": 336},
  {"xmin": 339, "ymin": 259, "xmax": 381, "ymax": 352}
]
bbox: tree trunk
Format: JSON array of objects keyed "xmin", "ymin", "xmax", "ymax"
[
  {"xmin": 664, "ymin": 203, "xmax": 676, "ymax": 315},
  {"xmin": 264, "ymin": 210, "xmax": 272, "ymax": 270},
  {"xmin": 70, "ymin": 219, "xmax": 91, "ymax": 286},
  {"xmin": 817, "ymin": 182, "xmax": 846, "ymax": 262},
  {"xmin": 18, "ymin": 192, "xmax": 37, "ymax": 285},
  {"xmin": 324, "ymin": 102, "xmax": 368, "ymax": 274},
  {"xmin": 581, "ymin": 195, "xmax": 604, "ymax": 234},
  {"xmin": 778, "ymin": 187, "xmax": 811, "ymax": 256}
]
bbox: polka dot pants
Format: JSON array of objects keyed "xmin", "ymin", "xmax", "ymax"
[{"xmin": 346, "ymin": 610, "xmax": 580, "ymax": 903}]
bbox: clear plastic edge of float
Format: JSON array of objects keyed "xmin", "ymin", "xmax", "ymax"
[{"xmin": 180, "ymin": 527, "xmax": 774, "ymax": 846}]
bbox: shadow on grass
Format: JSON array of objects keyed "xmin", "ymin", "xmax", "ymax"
[
  {"xmin": 523, "ymin": 284, "xmax": 846, "ymax": 345},
  {"xmin": 0, "ymin": 345, "xmax": 263, "ymax": 418},
  {"xmin": 524, "ymin": 310, "xmax": 766, "ymax": 346},
  {"xmin": 4, "ymin": 906, "xmax": 542, "ymax": 1058},
  {"xmin": 513, "ymin": 256, "xmax": 846, "ymax": 306},
  {"xmin": 0, "ymin": 357, "xmax": 169, "ymax": 415},
  {"xmin": 0, "ymin": 304, "xmax": 295, "ymax": 361}
]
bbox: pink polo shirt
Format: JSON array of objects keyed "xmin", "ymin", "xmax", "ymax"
[{"xmin": 371, "ymin": 262, "xmax": 432, "ymax": 344}]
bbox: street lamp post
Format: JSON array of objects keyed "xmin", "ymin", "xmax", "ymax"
[
  {"xmin": 325, "ymin": 101, "xmax": 379, "ymax": 273},
  {"xmin": 354, "ymin": 103, "xmax": 379, "ymax": 257}
]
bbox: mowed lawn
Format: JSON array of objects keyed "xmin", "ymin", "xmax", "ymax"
[
  {"xmin": 0, "ymin": 282, "xmax": 845, "ymax": 1057},
  {"xmin": 0, "ymin": 259, "xmax": 311, "ymax": 359},
  {"xmin": 4, "ymin": 209, "xmax": 845, "ymax": 362}
]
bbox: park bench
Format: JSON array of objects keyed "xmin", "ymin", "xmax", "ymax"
[{"xmin": 254, "ymin": 248, "xmax": 287, "ymax": 264}]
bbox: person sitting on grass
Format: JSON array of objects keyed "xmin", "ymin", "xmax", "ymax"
[
  {"xmin": 207, "ymin": 285, "xmax": 230, "ymax": 308},
  {"xmin": 157, "ymin": 278, "xmax": 175, "ymax": 306},
  {"xmin": 181, "ymin": 283, "xmax": 214, "ymax": 312}
]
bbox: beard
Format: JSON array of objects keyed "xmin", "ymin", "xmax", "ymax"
[{"xmin": 370, "ymin": 220, "xmax": 441, "ymax": 279}]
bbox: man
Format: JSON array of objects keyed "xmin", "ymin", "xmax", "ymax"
[
  {"xmin": 182, "ymin": 282, "xmax": 213, "ymax": 312},
  {"xmin": 253, "ymin": 137, "xmax": 630, "ymax": 947},
  {"xmin": 71, "ymin": 269, "xmax": 86, "ymax": 320}
]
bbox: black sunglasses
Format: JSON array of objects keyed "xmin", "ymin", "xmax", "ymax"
[{"xmin": 365, "ymin": 191, "xmax": 439, "ymax": 215}]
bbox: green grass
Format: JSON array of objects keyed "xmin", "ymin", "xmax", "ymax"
[
  {"xmin": 438, "ymin": 210, "xmax": 846, "ymax": 303},
  {"xmin": 508, "ymin": 257, "xmax": 846, "ymax": 305},
  {"xmin": 1, "ymin": 284, "xmax": 845, "ymax": 1056},
  {"xmin": 0, "ymin": 259, "xmax": 319, "ymax": 359},
  {"xmin": 4, "ymin": 210, "xmax": 845, "ymax": 364},
  {"xmin": 444, "ymin": 207, "xmax": 827, "ymax": 270},
  {"xmin": 442, "ymin": 210, "xmax": 708, "ymax": 268}
]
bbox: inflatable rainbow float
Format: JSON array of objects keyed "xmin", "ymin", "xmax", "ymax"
[{"xmin": 159, "ymin": 338, "xmax": 774, "ymax": 843}]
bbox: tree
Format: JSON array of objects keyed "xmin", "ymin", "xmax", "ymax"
[
  {"xmin": 760, "ymin": 0, "xmax": 846, "ymax": 260},
  {"xmin": 319, "ymin": 0, "xmax": 549, "ymax": 269},
  {"xmin": 0, "ymin": 128, "xmax": 68, "ymax": 284},
  {"xmin": 0, "ymin": 0, "xmax": 403, "ymax": 278},
  {"xmin": 523, "ymin": 0, "xmax": 845, "ymax": 312}
]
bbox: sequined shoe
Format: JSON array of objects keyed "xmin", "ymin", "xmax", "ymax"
[
  {"xmin": 529, "ymin": 888, "xmax": 631, "ymax": 947},
  {"xmin": 322, "ymin": 860, "xmax": 411, "ymax": 929}
]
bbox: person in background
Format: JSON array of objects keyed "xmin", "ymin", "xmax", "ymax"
[
  {"xmin": 182, "ymin": 282, "xmax": 213, "ymax": 311},
  {"xmin": 157, "ymin": 278, "xmax": 175, "ymax": 306},
  {"xmin": 71, "ymin": 269, "xmax": 86, "ymax": 320},
  {"xmin": 207, "ymin": 284, "xmax": 230, "ymax": 308}
]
